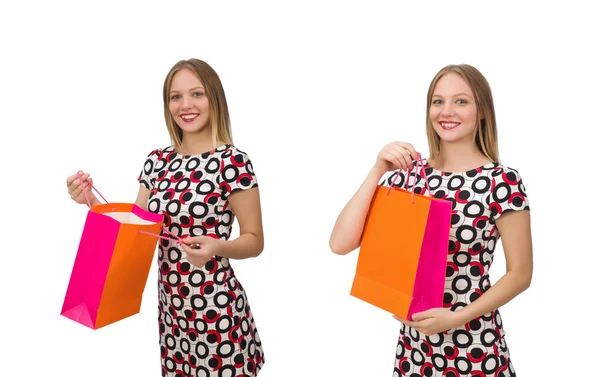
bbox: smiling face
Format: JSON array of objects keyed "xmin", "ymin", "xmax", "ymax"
[
  {"xmin": 168, "ymin": 68, "xmax": 211, "ymax": 135},
  {"xmin": 429, "ymin": 72, "xmax": 479, "ymax": 144}
]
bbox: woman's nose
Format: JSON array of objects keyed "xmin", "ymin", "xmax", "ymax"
[
  {"xmin": 441, "ymin": 102, "xmax": 454, "ymax": 117},
  {"xmin": 181, "ymin": 95, "xmax": 192, "ymax": 109}
]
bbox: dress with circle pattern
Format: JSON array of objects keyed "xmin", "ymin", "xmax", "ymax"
[
  {"xmin": 379, "ymin": 160, "xmax": 529, "ymax": 377},
  {"xmin": 138, "ymin": 144, "xmax": 265, "ymax": 377}
]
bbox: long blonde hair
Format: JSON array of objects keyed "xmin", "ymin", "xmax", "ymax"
[
  {"xmin": 426, "ymin": 64, "xmax": 500, "ymax": 162},
  {"xmin": 162, "ymin": 59, "xmax": 233, "ymax": 151}
]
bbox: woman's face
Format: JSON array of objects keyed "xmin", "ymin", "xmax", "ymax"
[
  {"xmin": 429, "ymin": 72, "xmax": 479, "ymax": 144},
  {"xmin": 168, "ymin": 68, "xmax": 211, "ymax": 134}
]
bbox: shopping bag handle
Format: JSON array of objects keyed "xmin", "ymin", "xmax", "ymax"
[
  {"xmin": 387, "ymin": 153, "xmax": 431, "ymax": 202},
  {"xmin": 139, "ymin": 226, "xmax": 184, "ymax": 244},
  {"xmin": 77, "ymin": 171, "xmax": 109, "ymax": 208},
  {"xmin": 76, "ymin": 172, "xmax": 183, "ymax": 244}
]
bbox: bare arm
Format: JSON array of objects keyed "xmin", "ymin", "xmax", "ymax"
[
  {"xmin": 68, "ymin": 168, "xmax": 151, "ymax": 210},
  {"xmin": 456, "ymin": 210, "xmax": 533, "ymax": 323},
  {"xmin": 329, "ymin": 167, "xmax": 384, "ymax": 255},
  {"xmin": 134, "ymin": 185, "xmax": 151, "ymax": 211},
  {"xmin": 400, "ymin": 209, "xmax": 533, "ymax": 335},
  {"xmin": 215, "ymin": 187, "xmax": 264, "ymax": 259},
  {"xmin": 329, "ymin": 141, "xmax": 418, "ymax": 255}
]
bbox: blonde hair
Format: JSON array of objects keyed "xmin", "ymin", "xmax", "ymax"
[
  {"xmin": 162, "ymin": 59, "xmax": 233, "ymax": 151},
  {"xmin": 426, "ymin": 64, "xmax": 499, "ymax": 162}
]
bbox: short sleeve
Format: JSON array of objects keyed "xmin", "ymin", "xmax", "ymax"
[
  {"xmin": 137, "ymin": 149, "xmax": 160, "ymax": 190},
  {"xmin": 489, "ymin": 167, "xmax": 530, "ymax": 224},
  {"xmin": 221, "ymin": 148, "xmax": 258, "ymax": 199}
]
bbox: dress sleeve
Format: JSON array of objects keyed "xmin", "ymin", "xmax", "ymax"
[
  {"xmin": 489, "ymin": 167, "xmax": 530, "ymax": 224},
  {"xmin": 221, "ymin": 148, "xmax": 258, "ymax": 199},
  {"xmin": 137, "ymin": 149, "xmax": 161, "ymax": 190}
]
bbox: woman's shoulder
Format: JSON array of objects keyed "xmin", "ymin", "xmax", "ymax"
[
  {"xmin": 143, "ymin": 146, "xmax": 175, "ymax": 160},
  {"xmin": 224, "ymin": 143, "xmax": 250, "ymax": 156},
  {"xmin": 220, "ymin": 143, "xmax": 254, "ymax": 162},
  {"xmin": 488, "ymin": 162, "xmax": 526, "ymax": 183}
]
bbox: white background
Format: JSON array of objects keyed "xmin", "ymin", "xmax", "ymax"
[{"xmin": 1, "ymin": 1, "xmax": 598, "ymax": 376}]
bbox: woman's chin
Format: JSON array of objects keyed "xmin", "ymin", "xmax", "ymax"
[
  {"xmin": 435, "ymin": 128, "xmax": 476, "ymax": 144},
  {"xmin": 177, "ymin": 122, "xmax": 209, "ymax": 134}
]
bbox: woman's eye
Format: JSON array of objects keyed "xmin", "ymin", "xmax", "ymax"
[
  {"xmin": 457, "ymin": 99, "xmax": 468, "ymax": 104},
  {"xmin": 170, "ymin": 94, "xmax": 180, "ymax": 100},
  {"xmin": 432, "ymin": 99, "xmax": 442, "ymax": 105},
  {"xmin": 193, "ymin": 92, "xmax": 204, "ymax": 97}
]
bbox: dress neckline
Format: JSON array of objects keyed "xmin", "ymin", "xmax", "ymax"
[
  {"xmin": 168, "ymin": 144, "xmax": 232, "ymax": 159},
  {"xmin": 423, "ymin": 159, "xmax": 498, "ymax": 176}
]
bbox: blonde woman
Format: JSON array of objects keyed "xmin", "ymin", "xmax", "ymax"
[
  {"xmin": 330, "ymin": 64, "xmax": 532, "ymax": 377},
  {"xmin": 66, "ymin": 59, "xmax": 265, "ymax": 376}
]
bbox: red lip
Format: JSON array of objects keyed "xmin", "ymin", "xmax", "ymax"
[
  {"xmin": 439, "ymin": 121, "xmax": 460, "ymax": 130},
  {"xmin": 180, "ymin": 113, "xmax": 200, "ymax": 123}
]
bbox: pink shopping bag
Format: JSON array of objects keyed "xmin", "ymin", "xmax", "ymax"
[{"xmin": 61, "ymin": 177, "xmax": 180, "ymax": 329}]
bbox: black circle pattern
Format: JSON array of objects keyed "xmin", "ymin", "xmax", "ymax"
[
  {"xmin": 382, "ymin": 160, "xmax": 529, "ymax": 376},
  {"xmin": 138, "ymin": 145, "xmax": 264, "ymax": 376}
]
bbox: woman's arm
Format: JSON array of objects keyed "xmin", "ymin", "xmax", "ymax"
[
  {"xmin": 401, "ymin": 210, "xmax": 533, "ymax": 335},
  {"xmin": 329, "ymin": 167, "xmax": 385, "ymax": 255},
  {"xmin": 134, "ymin": 185, "xmax": 151, "ymax": 211},
  {"xmin": 454, "ymin": 210, "xmax": 533, "ymax": 323},
  {"xmin": 329, "ymin": 142, "xmax": 418, "ymax": 255},
  {"xmin": 180, "ymin": 187, "xmax": 264, "ymax": 266},
  {"xmin": 216, "ymin": 187, "xmax": 264, "ymax": 259}
]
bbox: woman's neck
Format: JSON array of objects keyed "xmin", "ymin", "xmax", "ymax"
[
  {"xmin": 429, "ymin": 140, "xmax": 491, "ymax": 172},
  {"xmin": 179, "ymin": 130, "xmax": 222, "ymax": 155}
]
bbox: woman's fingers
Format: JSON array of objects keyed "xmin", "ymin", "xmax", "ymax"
[{"xmin": 388, "ymin": 144, "xmax": 413, "ymax": 171}]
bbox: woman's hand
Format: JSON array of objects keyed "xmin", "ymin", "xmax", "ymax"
[
  {"xmin": 181, "ymin": 236, "xmax": 224, "ymax": 268},
  {"xmin": 66, "ymin": 170, "xmax": 98, "ymax": 206},
  {"xmin": 393, "ymin": 307, "xmax": 465, "ymax": 336},
  {"xmin": 373, "ymin": 141, "xmax": 418, "ymax": 176}
]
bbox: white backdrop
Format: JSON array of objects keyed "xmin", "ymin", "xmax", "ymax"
[{"xmin": 1, "ymin": 1, "xmax": 598, "ymax": 376}]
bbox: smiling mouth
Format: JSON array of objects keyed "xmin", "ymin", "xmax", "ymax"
[
  {"xmin": 440, "ymin": 122, "xmax": 460, "ymax": 130},
  {"xmin": 181, "ymin": 114, "xmax": 199, "ymax": 122}
]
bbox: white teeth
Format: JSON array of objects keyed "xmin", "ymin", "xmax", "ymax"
[
  {"xmin": 441, "ymin": 122, "xmax": 459, "ymax": 129},
  {"xmin": 182, "ymin": 114, "xmax": 198, "ymax": 120}
]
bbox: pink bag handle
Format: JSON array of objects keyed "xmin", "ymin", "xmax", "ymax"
[
  {"xmin": 76, "ymin": 172, "xmax": 183, "ymax": 244},
  {"xmin": 139, "ymin": 227, "xmax": 183, "ymax": 244},
  {"xmin": 78, "ymin": 171, "xmax": 109, "ymax": 208},
  {"xmin": 387, "ymin": 152, "xmax": 431, "ymax": 202}
]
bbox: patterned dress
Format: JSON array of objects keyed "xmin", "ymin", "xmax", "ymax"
[
  {"xmin": 138, "ymin": 144, "xmax": 265, "ymax": 377},
  {"xmin": 380, "ymin": 160, "xmax": 530, "ymax": 377}
]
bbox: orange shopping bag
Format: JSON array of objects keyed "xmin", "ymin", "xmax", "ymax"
[{"xmin": 350, "ymin": 155, "xmax": 452, "ymax": 320}]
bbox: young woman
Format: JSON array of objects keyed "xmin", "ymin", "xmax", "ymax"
[
  {"xmin": 66, "ymin": 59, "xmax": 266, "ymax": 377},
  {"xmin": 329, "ymin": 64, "xmax": 532, "ymax": 377}
]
